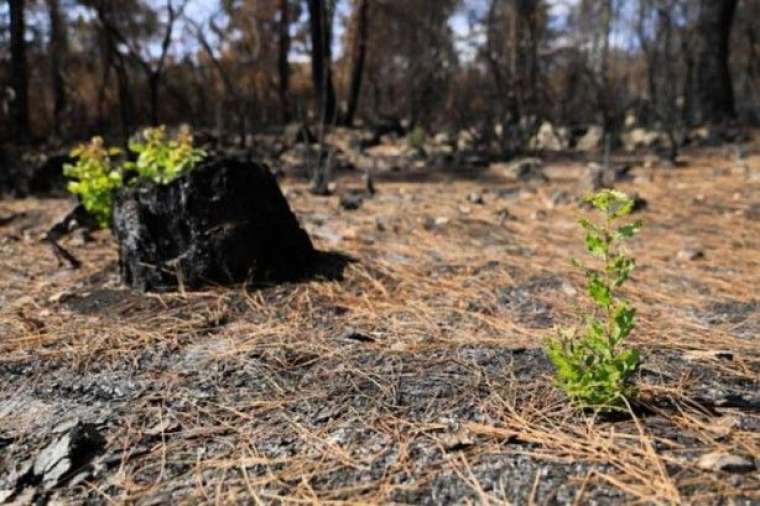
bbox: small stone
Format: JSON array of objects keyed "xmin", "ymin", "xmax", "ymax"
[
  {"xmin": 677, "ymin": 249, "xmax": 705, "ymax": 261},
  {"xmin": 18, "ymin": 423, "xmax": 107, "ymax": 491},
  {"xmin": 682, "ymin": 349, "xmax": 734, "ymax": 361},
  {"xmin": 496, "ymin": 208, "xmax": 516, "ymax": 223},
  {"xmin": 459, "ymin": 205, "xmax": 471, "ymax": 215},
  {"xmin": 579, "ymin": 163, "xmax": 632, "ymax": 192},
  {"xmin": 529, "ymin": 121, "xmax": 569, "ymax": 151},
  {"xmin": 575, "ymin": 125, "xmax": 604, "ymax": 152},
  {"xmin": 494, "ymin": 187, "xmax": 522, "ymax": 200},
  {"xmin": 48, "ymin": 291, "xmax": 73, "ymax": 304},
  {"xmin": 467, "ymin": 192, "xmax": 485, "ymax": 205},
  {"xmin": 441, "ymin": 429, "xmax": 475, "ymax": 452},
  {"xmin": 697, "ymin": 452, "xmax": 756, "ymax": 474},
  {"xmin": 339, "ymin": 193, "xmax": 364, "ymax": 211},
  {"xmin": 509, "ymin": 158, "xmax": 548, "ymax": 183},
  {"xmin": 560, "ymin": 281, "xmax": 577, "ymax": 297},
  {"xmin": 340, "ymin": 328, "xmax": 375, "ymax": 343},
  {"xmin": 547, "ymin": 191, "xmax": 572, "ymax": 208},
  {"xmin": 423, "ymin": 216, "xmax": 450, "ymax": 230}
]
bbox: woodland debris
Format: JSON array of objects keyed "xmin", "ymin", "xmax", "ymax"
[
  {"xmin": 677, "ymin": 248, "xmax": 705, "ymax": 261},
  {"xmin": 42, "ymin": 204, "xmax": 97, "ymax": 270},
  {"xmin": 339, "ymin": 192, "xmax": 364, "ymax": 211},
  {"xmin": 509, "ymin": 158, "xmax": 548, "ymax": 183},
  {"xmin": 339, "ymin": 328, "xmax": 375, "ymax": 343},
  {"xmin": 579, "ymin": 163, "xmax": 633, "ymax": 193},
  {"xmin": 112, "ymin": 156, "xmax": 316, "ymax": 291},
  {"xmin": 467, "ymin": 192, "xmax": 484, "ymax": 205},
  {"xmin": 10, "ymin": 422, "xmax": 105, "ymax": 496},
  {"xmin": 575, "ymin": 125, "xmax": 604, "ymax": 152},
  {"xmin": 529, "ymin": 121, "xmax": 570, "ymax": 151},
  {"xmin": 696, "ymin": 452, "xmax": 756, "ymax": 474}
]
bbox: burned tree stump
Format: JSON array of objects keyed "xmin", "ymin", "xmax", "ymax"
[{"xmin": 112, "ymin": 156, "xmax": 316, "ymax": 292}]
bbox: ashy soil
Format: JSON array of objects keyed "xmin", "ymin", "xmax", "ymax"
[{"xmin": 0, "ymin": 144, "xmax": 759, "ymax": 505}]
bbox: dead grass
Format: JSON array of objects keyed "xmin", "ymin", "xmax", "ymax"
[{"xmin": 0, "ymin": 145, "xmax": 758, "ymax": 504}]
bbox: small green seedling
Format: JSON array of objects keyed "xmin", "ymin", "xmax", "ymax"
[
  {"xmin": 545, "ymin": 189, "xmax": 643, "ymax": 410},
  {"xmin": 63, "ymin": 137, "xmax": 124, "ymax": 229},
  {"xmin": 125, "ymin": 126, "xmax": 205, "ymax": 184},
  {"xmin": 406, "ymin": 126, "xmax": 427, "ymax": 151},
  {"xmin": 64, "ymin": 126, "xmax": 206, "ymax": 228}
]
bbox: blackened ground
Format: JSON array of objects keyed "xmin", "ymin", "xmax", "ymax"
[{"xmin": 0, "ymin": 140, "xmax": 759, "ymax": 504}]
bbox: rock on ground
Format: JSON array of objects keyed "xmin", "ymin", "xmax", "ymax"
[
  {"xmin": 508, "ymin": 158, "xmax": 548, "ymax": 183},
  {"xmin": 579, "ymin": 163, "xmax": 633, "ymax": 192},
  {"xmin": 112, "ymin": 156, "xmax": 316, "ymax": 292},
  {"xmin": 576, "ymin": 126, "xmax": 605, "ymax": 152},
  {"xmin": 8, "ymin": 422, "xmax": 105, "ymax": 497},
  {"xmin": 622, "ymin": 128, "xmax": 667, "ymax": 152},
  {"xmin": 530, "ymin": 121, "xmax": 570, "ymax": 151}
]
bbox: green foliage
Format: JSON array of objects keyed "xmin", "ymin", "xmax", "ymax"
[
  {"xmin": 545, "ymin": 189, "xmax": 643, "ymax": 410},
  {"xmin": 124, "ymin": 126, "xmax": 206, "ymax": 184},
  {"xmin": 63, "ymin": 137, "xmax": 124, "ymax": 229},
  {"xmin": 64, "ymin": 126, "xmax": 205, "ymax": 228},
  {"xmin": 406, "ymin": 126, "xmax": 427, "ymax": 151}
]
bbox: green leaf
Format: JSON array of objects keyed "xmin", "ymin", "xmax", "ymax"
[
  {"xmin": 616, "ymin": 221, "xmax": 642, "ymax": 240},
  {"xmin": 580, "ymin": 218, "xmax": 608, "ymax": 257},
  {"xmin": 609, "ymin": 254, "xmax": 636, "ymax": 287},
  {"xmin": 612, "ymin": 303, "xmax": 636, "ymax": 344},
  {"xmin": 585, "ymin": 231, "xmax": 607, "ymax": 257},
  {"xmin": 588, "ymin": 275, "xmax": 611, "ymax": 309},
  {"xmin": 610, "ymin": 199, "xmax": 634, "ymax": 218},
  {"xmin": 585, "ymin": 189, "xmax": 635, "ymax": 218},
  {"xmin": 617, "ymin": 349, "xmax": 640, "ymax": 374}
]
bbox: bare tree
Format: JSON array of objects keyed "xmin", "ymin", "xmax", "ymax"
[
  {"xmin": 344, "ymin": 0, "xmax": 370, "ymax": 126},
  {"xmin": 116, "ymin": 0, "xmax": 187, "ymax": 126},
  {"xmin": 278, "ymin": 0, "xmax": 291, "ymax": 122},
  {"xmin": 307, "ymin": 0, "xmax": 337, "ymax": 126},
  {"xmin": 46, "ymin": 0, "xmax": 68, "ymax": 136},
  {"xmin": 693, "ymin": 0, "xmax": 739, "ymax": 123},
  {"xmin": 186, "ymin": 8, "xmax": 259, "ymax": 148},
  {"xmin": 89, "ymin": 0, "xmax": 135, "ymax": 145},
  {"xmin": 8, "ymin": 0, "xmax": 30, "ymax": 141}
]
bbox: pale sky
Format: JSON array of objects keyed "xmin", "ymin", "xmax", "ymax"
[{"xmin": 182, "ymin": 0, "xmax": 581, "ymax": 61}]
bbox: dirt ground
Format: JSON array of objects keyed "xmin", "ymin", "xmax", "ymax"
[{"xmin": 0, "ymin": 144, "xmax": 759, "ymax": 504}]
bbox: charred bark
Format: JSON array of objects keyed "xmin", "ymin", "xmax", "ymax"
[
  {"xmin": 8, "ymin": 0, "xmax": 30, "ymax": 142},
  {"xmin": 112, "ymin": 157, "xmax": 316, "ymax": 292},
  {"xmin": 278, "ymin": 0, "xmax": 291, "ymax": 122},
  {"xmin": 47, "ymin": 0, "xmax": 68, "ymax": 136},
  {"xmin": 693, "ymin": 0, "xmax": 739, "ymax": 123},
  {"xmin": 307, "ymin": 0, "xmax": 337, "ymax": 126},
  {"xmin": 344, "ymin": 0, "xmax": 369, "ymax": 126}
]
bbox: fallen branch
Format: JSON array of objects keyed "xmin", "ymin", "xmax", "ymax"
[{"xmin": 43, "ymin": 204, "xmax": 95, "ymax": 270}]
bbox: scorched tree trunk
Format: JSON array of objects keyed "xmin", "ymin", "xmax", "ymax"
[{"xmin": 112, "ymin": 157, "xmax": 316, "ymax": 292}]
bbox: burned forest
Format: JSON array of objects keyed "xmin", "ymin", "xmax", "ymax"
[{"xmin": 0, "ymin": 0, "xmax": 759, "ymax": 504}]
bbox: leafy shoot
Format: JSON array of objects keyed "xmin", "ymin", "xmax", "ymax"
[{"xmin": 545, "ymin": 189, "xmax": 643, "ymax": 410}]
